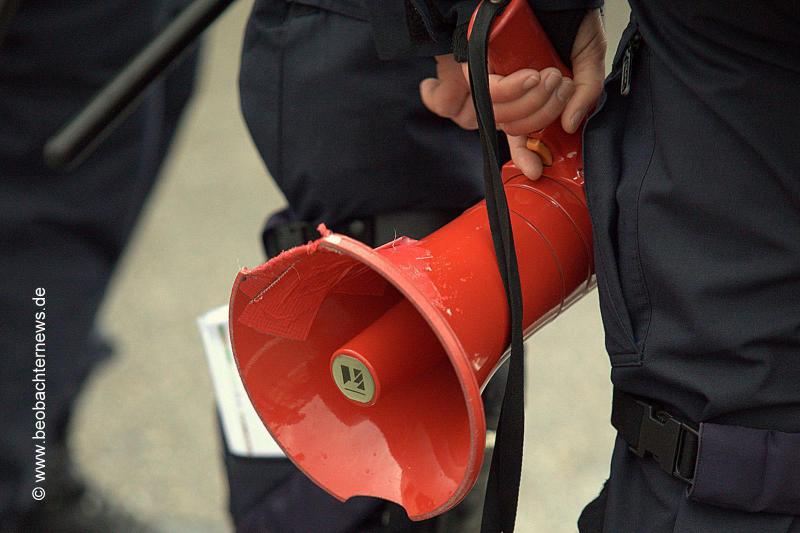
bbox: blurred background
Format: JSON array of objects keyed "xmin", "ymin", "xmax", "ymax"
[{"xmin": 70, "ymin": 1, "xmax": 630, "ymax": 531}]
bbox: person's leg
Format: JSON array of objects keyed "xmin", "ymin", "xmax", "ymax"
[
  {"xmin": 0, "ymin": 1, "xmax": 197, "ymax": 530},
  {"xmin": 580, "ymin": 5, "xmax": 800, "ymax": 531}
]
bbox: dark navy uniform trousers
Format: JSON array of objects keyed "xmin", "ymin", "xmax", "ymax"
[
  {"xmin": 579, "ymin": 2, "xmax": 800, "ymax": 532},
  {"xmin": 0, "ymin": 1, "xmax": 195, "ymax": 529},
  {"xmin": 228, "ymin": 1, "xmax": 508, "ymax": 531}
]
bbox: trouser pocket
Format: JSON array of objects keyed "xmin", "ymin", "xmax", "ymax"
[{"xmin": 583, "ymin": 19, "xmax": 653, "ymax": 366}]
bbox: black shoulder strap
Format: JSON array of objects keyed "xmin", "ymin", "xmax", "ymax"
[{"xmin": 468, "ymin": 2, "xmax": 526, "ymax": 532}]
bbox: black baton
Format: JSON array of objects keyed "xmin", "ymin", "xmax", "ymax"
[{"xmin": 44, "ymin": 0, "xmax": 237, "ymax": 170}]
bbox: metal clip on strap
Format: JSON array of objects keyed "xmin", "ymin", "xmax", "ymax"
[{"xmin": 612, "ymin": 389, "xmax": 699, "ymax": 484}]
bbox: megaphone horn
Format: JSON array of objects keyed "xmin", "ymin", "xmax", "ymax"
[{"xmin": 229, "ymin": 0, "xmax": 594, "ymax": 520}]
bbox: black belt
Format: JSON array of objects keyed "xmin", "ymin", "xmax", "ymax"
[
  {"xmin": 612, "ymin": 388, "xmax": 800, "ymax": 515},
  {"xmin": 261, "ymin": 210, "xmax": 461, "ymax": 259}
]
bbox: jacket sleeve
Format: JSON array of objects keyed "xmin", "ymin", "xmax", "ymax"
[
  {"xmin": 368, "ymin": 0, "xmax": 602, "ymax": 64},
  {"xmin": 368, "ymin": 0, "xmax": 477, "ymax": 59}
]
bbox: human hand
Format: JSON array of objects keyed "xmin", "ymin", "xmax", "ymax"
[
  {"xmin": 420, "ymin": 54, "xmax": 477, "ymax": 130},
  {"xmin": 494, "ymin": 9, "xmax": 607, "ymax": 179}
]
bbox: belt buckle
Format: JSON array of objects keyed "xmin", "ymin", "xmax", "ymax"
[{"xmin": 630, "ymin": 402, "xmax": 698, "ymax": 484}]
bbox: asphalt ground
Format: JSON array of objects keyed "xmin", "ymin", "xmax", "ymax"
[{"xmin": 71, "ymin": 2, "xmax": 631, "ymax": 531}]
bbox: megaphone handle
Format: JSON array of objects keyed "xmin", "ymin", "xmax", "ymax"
[{"xmin": 478, "ymin": 0, "xmax": 582, "ymax": 175}]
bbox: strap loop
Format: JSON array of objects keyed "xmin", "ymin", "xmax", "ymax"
[{"xmin": 468, "ymin": 2, "xmax": 527, "ymax": 532}]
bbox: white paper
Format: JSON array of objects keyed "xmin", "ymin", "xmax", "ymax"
[{"xmin": 197, "ymin": 305, "xmax": 285, "ymax": 458}]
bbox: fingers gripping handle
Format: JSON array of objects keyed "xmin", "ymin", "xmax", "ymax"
[{"xmin": 469, "ymin": 0, "xmax": 583, "ymax": 180}]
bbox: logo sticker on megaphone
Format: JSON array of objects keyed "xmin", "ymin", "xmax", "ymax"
[{"xmin": 332, "ymin": 355, "xmax": 375, "ymax": 404}]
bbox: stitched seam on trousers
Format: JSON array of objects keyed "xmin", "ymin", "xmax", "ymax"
[
  {"xmin": 634, "ymin": 43, "xmax": 656, "ymax": 359},
  {"xmin": 584, "ymin": 99, "xmax": 628, "ymax": 345},
  {"xmin": 598, "ymin": 247, "xmax": 641, "ymax": 363},
  {"xmin": 584, "ymin": 87, "xmax": 641, "ymax": 363},
  {"xmin": 610, "ymin": 352, "xmax": 642, "ymax": 367}
]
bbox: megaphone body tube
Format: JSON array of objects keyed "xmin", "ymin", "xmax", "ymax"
[{"xmin": 329, "ymin": 167, "xmax": 593, "ymax": 407}]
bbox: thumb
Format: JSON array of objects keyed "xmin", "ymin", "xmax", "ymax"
[
  {"xmin": 561, "ymin": 59, "xmax": 604, "ymax": 134},
  {"xmin": 561, "ymin": 10, "xmax": 606, "ymax": 134}
]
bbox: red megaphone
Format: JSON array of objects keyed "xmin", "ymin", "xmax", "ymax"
[{"xmin": 228, "ymin": 0, "xmax": 594, "ymax": 520}]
